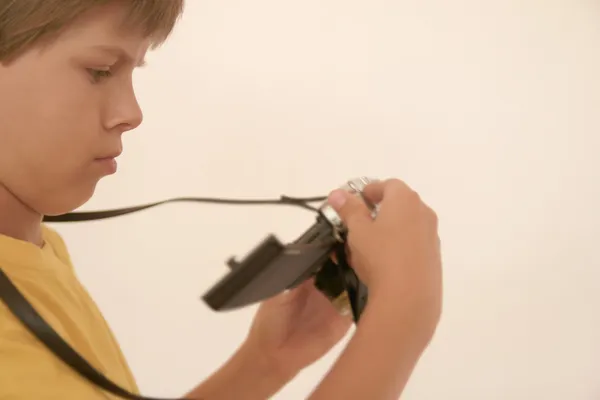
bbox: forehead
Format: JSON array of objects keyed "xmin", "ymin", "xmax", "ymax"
[{"xmin": 52, "ymin": 2, "xmax": 151, "ymax": 61}]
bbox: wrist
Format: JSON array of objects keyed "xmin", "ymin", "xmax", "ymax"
[
  {"xmin": 365, "ymin": 282, "xmax": 440, "ymax": 347},
  {"xmin": 237, "ymin": 338, "xmax": 297, "ymax": 388},
  {"xmin": 306, "ymin": 285, "xmax": 434, "ymax": 400},
  {"xmin": 186, "ymin": 339, "xmax": 293, "ymax": 400}
]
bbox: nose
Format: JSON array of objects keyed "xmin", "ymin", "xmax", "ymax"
[{"xmin": 104, "ymin": 82, "xmax": 144, "ymax": 133}]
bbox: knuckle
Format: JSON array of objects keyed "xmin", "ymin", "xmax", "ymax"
[
  {"xmin": 404, "ymin": 188, "xmax": 422, "ymax": 208},
  {"xmin": 386, "ymin": 178, "xmax": 418, "ymax": 201},
  {"xmin": 385, "ymin": 178, "xmax": 407, "ymax": 191},
  {"xmin": 428, "ymin": 207, "xmax": 439, "ymax": 228},
  {"xmin": 422, "ymin": 203, "xmax": 439, "ymax": 230}
]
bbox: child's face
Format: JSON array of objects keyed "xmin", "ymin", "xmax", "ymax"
[{"xmin": 0, "ymin": 3, "xmax": 150, "ymax": 216}]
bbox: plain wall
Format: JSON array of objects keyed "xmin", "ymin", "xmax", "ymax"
[{"xmin": 50, "ymin": 1, "xmax": 600, "ymax": 399}]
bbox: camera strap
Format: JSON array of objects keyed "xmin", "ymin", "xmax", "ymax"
[
  {"xmin": 0, "ymin": 194, "xmax": 326, "ymax": 400},
  {"xmin": 42, "ymin": 194, "xmax": 326, "ymax": 222},
  {"xmin": 0, "ymin": 267, "xmax": 186, "ymax": 400}
]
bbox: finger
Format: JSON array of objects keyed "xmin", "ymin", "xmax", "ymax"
[
  {"xmin": 372, "ymin": 179, "xmax": 420, "ymax": 220},
  {"xmin": 361, "ymin": 180, "xmax": 386, "ymax": 206},
  {"xmin": 362, "ymin": 178, "xmax": 412, "ymax": 205},
  {"xmin": 327, "ymin": 189, "xmax": 373, "ymax": 230}
]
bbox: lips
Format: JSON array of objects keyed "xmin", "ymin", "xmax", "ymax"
[
  {"xmin": 95, "ymin": 157, "xmax": 118, "ymax": 174},
  {"xmin": 96, "ymin": 149, "xmax": 122, "ymax": 160}
]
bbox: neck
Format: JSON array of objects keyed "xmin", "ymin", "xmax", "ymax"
[{"xmin": 0, "ymin": 184, "xmax": 43, "ymax": 247}]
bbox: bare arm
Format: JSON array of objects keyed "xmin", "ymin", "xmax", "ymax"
[
  {"xmin": 184, "ymin": 292, "xmax": 430, "ymax": 400},
  {"xmin": 185, "ymin": 341, "xmax": 293, "ymax": 400},
  {"xmin": 308, "ymin": 289, "xmax": 434, "ymax": 400}
]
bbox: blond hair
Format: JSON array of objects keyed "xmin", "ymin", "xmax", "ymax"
[{"xmin": 0, "ymin": 0, "xmax": 184, "ymax": 61}]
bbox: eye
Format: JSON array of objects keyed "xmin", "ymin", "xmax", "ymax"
[{"xmin": 87, "ymin": 68, "xmax": 112, "ymax": 82}]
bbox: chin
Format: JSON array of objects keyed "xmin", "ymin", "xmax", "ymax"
[{"xmin": 39, "ymin": 184, "xmax": 99, "ymax": 217}]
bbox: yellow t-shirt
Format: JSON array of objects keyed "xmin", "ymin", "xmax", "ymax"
[{"xmin": 0, "ymin": 225, "xmax": 139, "ymax": 399}]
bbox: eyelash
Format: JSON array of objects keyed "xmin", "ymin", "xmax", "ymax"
[{"xmin": 87, "ymin": 68, "xmax": 113, "ymax": 82}]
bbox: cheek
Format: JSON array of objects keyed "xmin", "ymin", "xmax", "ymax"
[
  {"xmin": 39, "ymin": 80, "xmax": 99, "ymax": 131},
  {"xmin": 35, "ymin": 79, "xmax": 100, "ymax": 151},
  {"xmin": 0, "ymin": 102, "xmax": 99, "ymax": 215},
  {"xmin": 0, "ymin": 55, "xmax": 106, "ymax": 213},
  {"xmin": 0, "ymin": 87, "xmax": 97, "ymax": 183},
  {"xmin": 0, "ymin": 96, "xmax": 45, "ymax": 171}
]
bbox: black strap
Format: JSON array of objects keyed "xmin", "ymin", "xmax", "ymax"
[
  {"xmin": 0, "ymin": 268, "xmax": 190, "ymax": 400},
  {"xmin": 333, "ymin": 238, "xmax": 367, "ymax": 323},
  {"xmin": 42, "ymin": 195, "xmax": 326, "ymax": 222},
  {"xmin": 1, "ymin": 193, "xmax": 327, "ymax": 399}
]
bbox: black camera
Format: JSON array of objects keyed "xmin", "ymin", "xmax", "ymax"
[
  {"xmin": 42, "ymin": 176, "xmax": 378, "ymax": 322},
  {"xmin": 201, "ymin": 177, "xmax": 378, "ymax": 322}
]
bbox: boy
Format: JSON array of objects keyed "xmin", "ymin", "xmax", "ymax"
[{"xmin": 0, "ymin": 1, "xmax": 442, "ymax": 399}]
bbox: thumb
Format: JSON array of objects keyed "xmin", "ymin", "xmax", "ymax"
[{"xmin": 327, "ymin": 189, "xmax": 373, "ymax": 230}]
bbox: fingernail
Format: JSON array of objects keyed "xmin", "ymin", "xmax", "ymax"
[{"xmin": 328, "ymin": 190, "xmax": 348, "ymax": 210}]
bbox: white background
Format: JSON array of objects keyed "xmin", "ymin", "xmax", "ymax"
[{"xmin": 50, "ymin": 1, "xmax": 600, "ymax": 399}]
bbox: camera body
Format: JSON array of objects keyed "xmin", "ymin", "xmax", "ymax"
[{"xmin": 202, "ymin": 177, "xmax": 377, "ymax": 322}]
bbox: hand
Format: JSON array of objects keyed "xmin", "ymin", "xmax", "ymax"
[
  {"xmin": 190, "ymin": 178, "xmax": 441, "ymax": 400},
  {"xmin": 244, "ymin": 278, "xmax": 353, "ymax": 379},
  {"xmin": 189, "ymin": 275, "xmax": 352, "ymax": 399},
  {"xmin": 305, "ymin": 178, "xmax": 443, "ymax": 400},
  {"xmin": 327, "ymin": 178, "xmax": 442, "ymax": 337}
]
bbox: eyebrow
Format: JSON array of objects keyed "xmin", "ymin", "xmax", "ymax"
[{"xmin": 91, "ymin": 45, "xmax": 147, "ymax": 67}]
